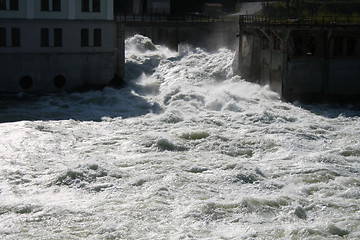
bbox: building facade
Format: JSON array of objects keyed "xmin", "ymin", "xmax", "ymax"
[{"xmin": 0, "ymin": 0, "xmax": 117, "ymax": 92}]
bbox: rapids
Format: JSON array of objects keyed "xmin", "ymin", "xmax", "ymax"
[{"xmin": 0, "ymin": 35, "xmax": 359, "ymax": 239}]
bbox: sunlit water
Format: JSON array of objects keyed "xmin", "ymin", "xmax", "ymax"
[{"xmin": 0, "ymin": 35, "xmax": 360, "ymax": 239}]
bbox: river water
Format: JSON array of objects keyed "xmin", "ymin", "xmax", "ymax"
[{"xmin": 0, "ymin": 35, "xmax": 359, "ymax": 239}]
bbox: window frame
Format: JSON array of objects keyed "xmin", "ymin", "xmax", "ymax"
[
  {"xmin": 0, "ymin": 28, "xmax": 6, "ymax": 47},
  {"xmin": 52, "ymin": 0, "xmax": 61, "ymax": 11},
  {"xmin": 94, "ymin": 28, "xmax": 101, "ymax": 47},
  {"xmin": 41, "ymin": 0, "xmax": 49, "ymax": 11},
  {"xmin": 11, "ymin": 28, "xmax": 20, "ymax": 47},
  {"xmin": 0, "ymin": 0, "xmax": 6, "ymax": 10},
  {"xmin": 93, "ymin": 0, "xmax": 100, "ymax": 12},
  {"xmin": 9, "ymin": 0, "xmax": 18, "ymax": 10},
  {"xmin": 81, "ymin": 0, "xmax": 89, "ymax": 12},
  {"xmin": 54, "ymin": 28, "xmax": 62, "ymax": 47}
]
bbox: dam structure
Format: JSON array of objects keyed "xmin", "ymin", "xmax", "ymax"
[
  {"xmin": 0, "ymin": 0, "xmax": 238, "ymax": 93},
  {"xmin": 6, "ymin": 1, "xmax": 360, "ymax": 101},
  {"xmin": 234, "ymin": 15, "xmax": 360, "ymax": 101}
]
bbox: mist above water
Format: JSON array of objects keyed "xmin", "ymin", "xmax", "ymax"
[{"xmin": 0, "ymin": 35, "xmax": 359, "ymax": 239}]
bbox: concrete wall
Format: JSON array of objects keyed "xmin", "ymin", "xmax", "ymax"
[
  {"xmin": 114, "ymin": 21, "xmax": 125, "ymax": 83},
  {"xmin": 286, "ymin": 58, "xmax": 324, "ymax": 94},
  {"xmin": 33, "ymin": 0, "xmax": 69, "ymax": 19},
  {"xmin": 261, "ymin": 49, "xmax": 283, "ymax": 94},
  {"xmin": 0, "ymin": 52, "xmax": 115, "ymax": 92},
  {"xmin": 0, "ymin": 0, "xmax": 113, "ymax": 20},
  {"xmin": 0, "ymin": 19, "xmax": 114, "ymax": 52},
  {"xmin": 235, "ymin": 26, "xmax": 360, "ymax": 100},
  {"xmin": 0, "ymin": 0, "xmax": 27, "ymax": 18},
  {"xmin": 74, "ymin": 0, "xmax": 113, "ymax": 20},
  {"xmin": 0, "ymin": 19, "xmax": 116, "ymax": 92},
  {"xmin": 328, "ymin": 59, "xmax": 360, "ymax": 94}
]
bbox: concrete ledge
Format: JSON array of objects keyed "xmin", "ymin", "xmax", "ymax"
[{"xmin": 0, "ymin": 52, "xmax": 115, "ymax": 93}]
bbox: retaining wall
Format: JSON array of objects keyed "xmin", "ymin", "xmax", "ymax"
[{"xmin": 234, "ymin": 24, "xmax": 360, "ymax": 101}]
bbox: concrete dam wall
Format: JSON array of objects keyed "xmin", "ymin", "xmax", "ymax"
[{"xmin": 234, "ymin": 16, "xmax": 360, "ymax": 101}]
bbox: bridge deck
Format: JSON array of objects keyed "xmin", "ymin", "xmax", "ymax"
[
  {"xmin": 114, "ymin": 13, "xmax": 237, "ymax": 23},
  {"xmin": 239, "ymin": 15, "xmax": 360, "ymax": 28}
]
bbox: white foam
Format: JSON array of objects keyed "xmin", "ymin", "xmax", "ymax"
[{"xmin": 0, "ymin": 35, "xmax": 359, "ymax": 239}]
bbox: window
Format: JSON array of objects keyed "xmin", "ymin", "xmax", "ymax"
[
  {"xmin": 81, "ymin": 0, "xmax": 89, "ymax": 12},
  {"xmin": 0, "ymin": 0, "xmax": 6, "ymax": 10},
  {"xmin": 41, "ymin": 28, "xmax": 49, "ymax": 47},
  {"xmin": 52, "ymin": 0, "xmax": 61, "ymax": 11},
  {"xmin": 0, "ymin": 28, "xmax": 6, "ymax": 47},
  {"xmin": 54, "ymin": 28, "xmax": 62, "ymax": 47},
  {"xmin": 81, "ymin": 28, "xmax": 89, "ymax": 47},
  {"xmin": 94, "ymin": 28, "xmax": 101, "ymax": 46},
  {"xmin": 10, "ymin": 0, "xmax": 18, "ymax": 10},
  {"xmin": 11, "ymin": 28, "xmax": 20, "ymax": 47},
  {"xmin": 41, "ymin": 0, "xmax": 49, "ymax": 11},
  {"xmin": 93, "ymin": 0, "xmax": 100, "ymax": 12}
]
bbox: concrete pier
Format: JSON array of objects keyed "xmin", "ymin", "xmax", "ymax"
[
  {"xmin": 234, "ymin": 16, "xmax": 360, "ymax": 101},
  {"xmin": 114, "ymin": 21, "xmax": 125, "ymax": 86}
]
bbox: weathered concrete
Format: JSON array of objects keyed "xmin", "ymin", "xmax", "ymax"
[
  {"xmin": 0, "ymin": 52, "xmax": 115, "ymax": 92},
  {"xmin": 114, "ymin": 21, "xmax": 125, "ymax": 85},
  {"xmin": 235, "ymin": 20, "xmax": 360, "ymax": 101},
  {"xmin": 0, "ymin": 19, "xmax": 116, "ymax": 93}
]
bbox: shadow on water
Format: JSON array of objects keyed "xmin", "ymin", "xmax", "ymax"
[
  {"xmin": 0, "ymin": 85, "xmax": 160, "ymax": 123},
  {"xmin": 297, "ymin": 101, "xmax": 360, "ymax": 119}
]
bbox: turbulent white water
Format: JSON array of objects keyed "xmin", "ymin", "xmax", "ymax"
[{"xmin": 1, "ymin": 35, "xmax": 360, "ymax": 239}]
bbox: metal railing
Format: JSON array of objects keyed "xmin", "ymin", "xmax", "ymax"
[
  {"xmin": 239, "ymin": 15, "xmax": 360, "ymax": 27},
  {"xmin": 114, "ymin": 8, "xmax": 237, "ymax": 23}
]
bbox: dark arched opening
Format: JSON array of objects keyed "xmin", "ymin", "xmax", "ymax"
[
  {"xmin": 53, "ymin": 75, "xmax": 66, "ymax": 89},
  {"xmin": 19, "ymin": 76, "xmax": 33, "ymax": 90}
]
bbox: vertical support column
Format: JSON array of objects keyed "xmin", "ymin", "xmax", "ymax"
[
  {"xmin": 26, "ymin": 0, "xmax": 34, "ymax": 19},
  {"xmin": 250, "ymin": 36, "xmax": 261, "ymax": 83},
  {"xmin": 107, "ymin": 0, "xmax": 113, "ymax": 20},
  {"xmin": 233, "ymin": 17, "xmax": 243, "ymax": 76},
  {"xmin": 169, "ymin": 25, "xmax": 179, "ymax": 52},
  {"xmin": 323, "ymin": 30, "xmax": 332, "ymax": 95},
  {"xmin": 112, "ymin": 21, "xmax": 125, "ymax": 86},
  {"xmin": 282, "ymin": 30, "xmax": 291, "ymax": 97},
  {"xmin": 68, "ymin": 0, "xmax": 75, "ymax": 20}
]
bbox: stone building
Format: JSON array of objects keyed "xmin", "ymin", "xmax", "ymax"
[{"xmin": 0, "ymin": 0, "xmax": 117, "ymax": 92}]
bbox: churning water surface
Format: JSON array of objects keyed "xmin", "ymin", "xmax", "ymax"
[{"xmin": 0, "ymin": 35, "xmax": 359, "ymax": 239}]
